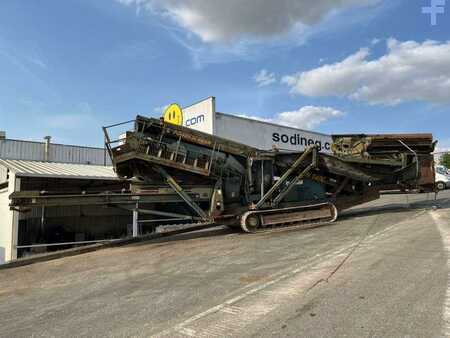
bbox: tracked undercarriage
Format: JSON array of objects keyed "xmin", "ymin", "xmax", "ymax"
[{"xmin": 100, "ymin": 116, "xmax": 436, "ymax": 234}]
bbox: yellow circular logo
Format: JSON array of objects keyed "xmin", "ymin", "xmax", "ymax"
[{"xmin": 163, "ymin": 104, "xmax": 183, "ymax": 126}]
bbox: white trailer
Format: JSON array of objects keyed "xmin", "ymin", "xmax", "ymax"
[{"xmin": 176, "ymin": 97, "xmax": 333, "ymax": 153}]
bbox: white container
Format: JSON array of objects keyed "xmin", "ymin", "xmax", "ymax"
[{"xmin": 180, "ymin": 97, "xmax": 333, "ymax": 153}]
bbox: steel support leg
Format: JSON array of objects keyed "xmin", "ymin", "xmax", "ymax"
[
  {"xmin": 255, "ymin": 146, "xmax": 316, "ymax": 209},
  {"xmin": 272, "ymin": 162, "xmax": 316, "ymax": 206},
  {"xmin": 155, "ymin": 166, "xmax": 209, "ymax": 220},
  {"xmin": 132, "ymin": 202, "xmax": 139, "ymax": 237}
]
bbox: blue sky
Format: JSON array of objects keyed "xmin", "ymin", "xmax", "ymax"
[{"xmin": 1, "ymin": 0, "xmax": 449, "ymax": 148}]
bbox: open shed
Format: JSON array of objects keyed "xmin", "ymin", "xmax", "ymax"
[{"xmin": 0, "ymin": 159, "xmax": 130, "ymax": 263}]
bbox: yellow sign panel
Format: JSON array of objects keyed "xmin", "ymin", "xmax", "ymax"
[{"xmin": 163, "ymin": 104, "xmax": 183, "ymax": 126}]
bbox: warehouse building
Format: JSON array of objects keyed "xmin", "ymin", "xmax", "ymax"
[
  {"xmin": 0, "ymin": 160, "xmax": 131, "ymax": 263},
  {"xmin": 0, "ymin": 132, "xmax": 110, "ymax": 165},
  {"xmin": 0, "ymin": 134, "xmax": 126, "ymax": 263}
]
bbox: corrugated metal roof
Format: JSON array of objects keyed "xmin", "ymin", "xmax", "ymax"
[{"xmin": 0, "ymin": 159, "xmax": 118, "ymax": 180}]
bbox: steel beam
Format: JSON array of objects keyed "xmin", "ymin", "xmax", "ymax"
[
  {"xmin": 16, "ymin": 239, "xmax": 120, "ymax": 249},
  {"xmin": 255, "ymin": 146, "xmax": 315, "ymax": 209},
  {"xmin": 155, "ymin": 166, "xmax": 210, "ymax": 221},
  {"xmin": 132, "ymin": 202, "xmax": 139, "ymax": 237},
  {"xmin": 9, "ymin": 191, "xmax": 210, "ymax": 209}
]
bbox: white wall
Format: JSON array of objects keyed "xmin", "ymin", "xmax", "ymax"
[
  {"xmin": 179, "ymin": 97, "xmax": 332, "ymax": 153},
  {"xmin": 0, "ymin": 187, "xmax": 10, "ymax": 263},
  {"xmin": 182, "ymin": 97, "xmax": 215, "ymax": 134},
  {"xmin": 215, "ymin": 113, "xmax": 333, "ymax": 153},
  {"xmin": 0, "ymin": 174, "xmax": 18, "ymax": 263}
]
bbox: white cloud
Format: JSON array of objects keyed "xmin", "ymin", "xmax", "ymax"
[
  {"xmin": 254, "ymin": 69, "xmax": 276, "ymax": 87},
  {"xmin": 436, "ymin": 139, "xmax": 450, "ymax": 153},
  {"xmin": 29, "ymin": 57, "xmax": 47, "ymax": 69},
  {"xmin": 238, "ymin": 106, "xmax": 344, "ymax": 130},
  {"xmin": 371, "ymin": 38, "xmax": 381, "ymax": 45},
  {"xmin": 282, "ymin": 39, "xmax": 450, "ymax": 105},
  {"xmin": 116, "ymin": 0, "xmax": 385, "ymax": 68},
  {"xmin": 116, "ymin": 0, "xmax": 379, "ymax": 43},
  {"xmin": 277, "ymin": 106, "xmax": 344, "ymax": 129}
]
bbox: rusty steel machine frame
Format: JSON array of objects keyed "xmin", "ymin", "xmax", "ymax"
[
  {"xmin": 9, "ymin": 116, "xmax": 436, "ymax": 237},
  {"xmin": 98, "ymin": 116, "xmax": 436, "ymax": 234}
]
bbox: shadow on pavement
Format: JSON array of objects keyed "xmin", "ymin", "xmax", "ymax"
[{"xmin": 341, "ymin": 195, "xmax": 450, "ymax": 220}]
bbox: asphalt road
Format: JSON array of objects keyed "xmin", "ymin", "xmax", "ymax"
[{"xmin": 0, "ymin": 191, "xmax": 449, "ymax": 338}]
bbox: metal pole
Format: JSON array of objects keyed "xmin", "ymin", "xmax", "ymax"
[
  {"xmin": 272, "ymin": 147, "xmax": 318, "ymax": 206},
  {"xmin": 255, "ymin": 146, "xmax": 315, "ymax": 209},
  {"xmin": 104, "ymin": 135, "xmax": 107, "ymax": 166},
  {"xmin": 103, "ymin": 119, "xmax": 135, "ymax": 129},
  {"xmin": 398, "ymin": 139, "xmax": 419, "ymax": 178},
  {"xmin": 260, "ymin": 160, "xmax": 265, "ymax": 198},
  {"xmin": 156, "ymin": 166, "xmax": 209, "ymax": 220},
  {"xmin": 132, "ymin": 202, "xmax": 139, "ymax": 237},
  {"xmin": 41, "ymin": 205, "xmax": 45, "ymax": 235},
  {"xmin": 16, "ymin": 239, "xmax": 121, "ymax": 249}
]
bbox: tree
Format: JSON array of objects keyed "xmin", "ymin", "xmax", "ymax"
[{"xmin": 440, "ymin": 153, "xmax": 450, "ymax": 169}]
